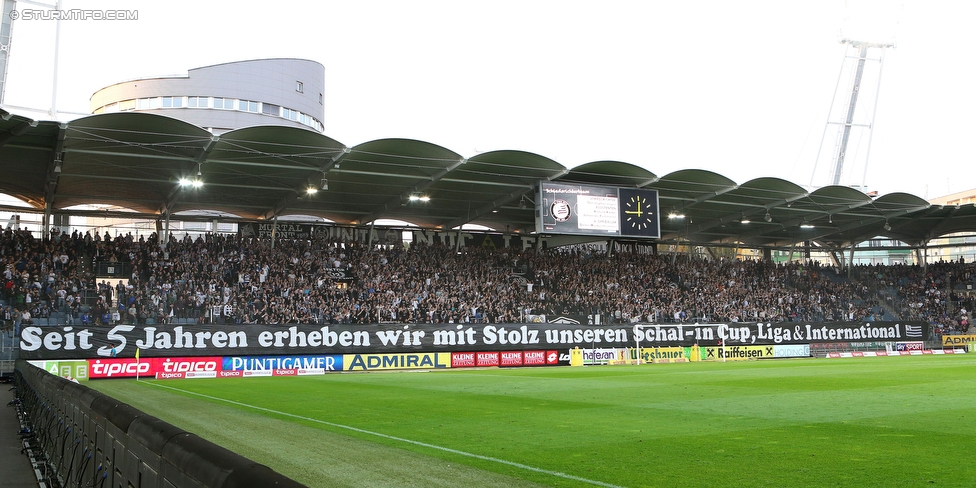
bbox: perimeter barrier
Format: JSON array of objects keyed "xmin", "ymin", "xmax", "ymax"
[{"xmin": 12, "ymin": 359, "xmax": 306, "ymax": 488}]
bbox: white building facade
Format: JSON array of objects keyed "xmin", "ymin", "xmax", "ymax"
[{"xmin": 90, "ymin": 58, "xmax": 325, "ymax": 134}]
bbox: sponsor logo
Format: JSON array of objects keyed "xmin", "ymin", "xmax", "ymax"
[
  {"xmin": 500, "ymin": 351, "xmax": 523, "ymax": 366},
  {"xmin": 546, "ymin": 350, "xmax": 559, "ymax": 365},
  {"xmin": 297, "ymin": 368, "xmax": 326, "ymax": 375},
  {"xmin": 476, "ymin": 352, "xmax": 499, "ymax": 367},
  {"xmin": 896, "ymin": 342, "xmax": 924, "ymax": 351},
  {"xmin": 224, "ymin": 355, "xmax": 341, "ymax": 372},
  {"xmin": 160, "ymin": 358, "xmax": 220, "ymax": 373},
  {"xmin": 942, "ymin": 335, "xmax": 976, "ymax": 346},
  {"xmin": 523, "ymin": 350, "xmax": 547, "ymax": 366},
  {"xmin": 344, "ymin": 353, "xmax": 450, "ymax": 371},
  {"xmin": 89, "ymin": 359, "xmax": 151, "ymax": 378},
  {"xmin": 273, "ymin": 369, "xmax": 298, "ymax": 376},
  {"xmin": 218, "ymin": 370, "xmax": 242, "ymax": 378},
  {"xmin": 185, "ymin": 371, "xmax": 217, "ymax": 379},
  {"xmin": 452, "ymin": 352, "xmax": 477, "ymax": 368},
  {"xmin": 155, "ymin": 372, "xmax": 185, "ymax": 379}
]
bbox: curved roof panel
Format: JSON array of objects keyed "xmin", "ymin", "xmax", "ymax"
[
  {"xmin": 560, "ymin": 161, "xmax": 657, "ymax": 188},
  {"xmin": 0, "ymin": 109, "xmax": 970, "ymax": 251}
]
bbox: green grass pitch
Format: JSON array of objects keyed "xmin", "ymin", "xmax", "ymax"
[{"xmin": 89, "ymin": 356, "xmax": 976, "ymax": 488}]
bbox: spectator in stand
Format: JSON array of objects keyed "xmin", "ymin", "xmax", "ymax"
[{"xmin": 1, "ymin": 227, "xmax": 973, "ymax": 330}]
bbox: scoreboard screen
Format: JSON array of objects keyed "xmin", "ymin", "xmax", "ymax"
[{"xmin": 537, "ymin": 183, "xmax": 660, "ymax": 238}]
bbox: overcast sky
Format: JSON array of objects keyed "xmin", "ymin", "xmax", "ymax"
[{"xmin": 4, "ymin": 0, "xmax": 973, "ymax": 200}]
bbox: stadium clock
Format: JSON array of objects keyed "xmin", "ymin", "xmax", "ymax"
[{"xmin": 623, "ymin": 194, "xmax": 654, "ymax": 230}]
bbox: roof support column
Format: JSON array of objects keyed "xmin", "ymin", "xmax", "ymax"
[
  {"xmin": 848, "ymin": 245, "xmax": 856, "ymax": 276},
  {"xmin": 163, "ymin": 209, "xmax": 171, "ymax": 247},
  {"xmin": 271, "ymin": 216, "xmax": 278, "ymax": 250},
  {"xmin": 42, "ymin": 203, "xmax": 52, "ymax": 240},
  {"xmin": 829, "ymin": 250, "xmax": 844, "ymax": 271}
]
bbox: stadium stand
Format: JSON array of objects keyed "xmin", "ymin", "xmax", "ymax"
[{"xmin": 2, "ymin": 227, "xmax": 973, "ymax": 334}]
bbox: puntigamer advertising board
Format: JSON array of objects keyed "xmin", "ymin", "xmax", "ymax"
[{"xmin": 18, "ymin": 321, "xmax": 929, "ymax": 360}]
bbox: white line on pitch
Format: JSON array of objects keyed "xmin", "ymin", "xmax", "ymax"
[{"xmin": 143, "ymin": 381, "xmax": 624, "ymax": 488}]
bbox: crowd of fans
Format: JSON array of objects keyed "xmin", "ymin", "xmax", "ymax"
[
  {"xmin": 1, "ymin": 227, "xmax": 974, "ymax": 336},
  {"xmin": 850, "ymin": 262, "xmax": 973, "ymax": 335}
]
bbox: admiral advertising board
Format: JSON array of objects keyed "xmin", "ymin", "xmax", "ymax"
[
  {"xmin": 941, "ymin": 335, "xmax": 976, "ymax": 347},
  {"xmin": 19, "ymin": 322, "xmax": 930, "ymax": 360}
]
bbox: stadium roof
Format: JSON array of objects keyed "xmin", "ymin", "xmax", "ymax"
[{"xmin": 2, "ymin": 109, "xmax": 974, "ymax": 251}]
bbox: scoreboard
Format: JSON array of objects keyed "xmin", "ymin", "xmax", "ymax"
[{"xmin": 537, "ymin": 182, "xmax": 660, "ymax": 238}]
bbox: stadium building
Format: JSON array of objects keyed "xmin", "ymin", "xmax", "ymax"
[
  {"xmin": 2, "ymin": 55, "xmax": 976, "ymax": 488},
  {"xmin": 89, "ymin": 58, "xmax": 325, "ymax": 134}
]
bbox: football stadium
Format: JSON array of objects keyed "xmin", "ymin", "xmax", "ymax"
[{"xmin": 2, "ymin": 4, "xmax": 976, "ymax": 488}]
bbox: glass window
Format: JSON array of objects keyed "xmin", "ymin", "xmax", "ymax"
[
  {"xmin": 172, "ymin": 97, "xmax": 183, "ymax": 108},
  {"xmin": 238, "ymin": 100, "xmax": 258, "ymax": 112},
  {"xmin": 149, "ymin": 98, "xmax": 160, "ymax": 109},
  {"xmin": 296, "ymin": 81, "xmax": 303, "ymax": 93},
  {"xmin": 136, "ymin": 98, "xmax": 151, "ymax": 110},
  {"xmin": 262, "ymin": 103, "xmax": 279, "ymax": 115},
  {"xmin": 319, "ymin": 93, "xmax": 323, "ymax": 104},
  {"xmin": 162, "ymin": 97, "xmax": 173, "ymax": 108},
  {"xmin": 118, "ymin": 99, "xmax": 135, "ymax": 111}
]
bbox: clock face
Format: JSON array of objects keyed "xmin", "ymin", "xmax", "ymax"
[
  {"xmin": 618, "ymin": 188, "xmax": 659, "ymax": 238},
  {"xmin": 624, "ymin": 195, "xmax": 654, "ymax": 229}
]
